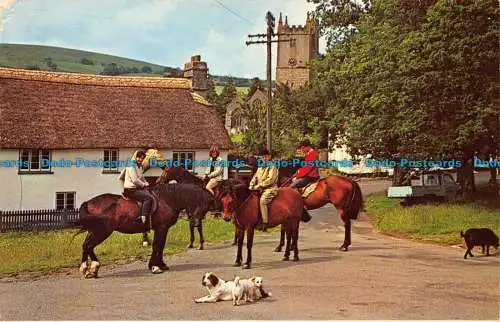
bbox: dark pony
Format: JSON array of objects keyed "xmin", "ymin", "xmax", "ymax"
[
  {"xmin": 74, "ymin": 183, "xmax": 216, "ymax": 278},
  {"xmin": 156, "ymin": 156, "xmax": 258, "ymax": 247},
  {"xmin": 279, "ymin": 169, "xmax": 364, "ymax": 251},
  {"xmin": 219, "ymin": 180, "xmax": 309, "ymax": 268},
  {"xmin": 155, "ymin": 166, "xmax": 222, "ymax": 250}
]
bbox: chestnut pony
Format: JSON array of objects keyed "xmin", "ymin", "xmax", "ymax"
[
  {"xmin": 73, "ymin": 183, "xmax": 214, "ymax": 278},
  {"xmin": 278, "ymin": 174, "xmax": 364, "ymax": 251},
  {"xmin": 219, "ymin": 181, "xmax": 310, "ymax": 269}
]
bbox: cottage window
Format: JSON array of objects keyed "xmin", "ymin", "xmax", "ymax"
[
  {"xmin": 19, "ymin": 149, "xmax": 52, "ymax": 173},
  {"xmin": 103, "ymin": 149, "xmax": 119, "ymax": 172},
  {"xmin": 56, "ymin": 192, "xmax": 76, "ymax": 210},
  {"xmin": 173, "ymin": 151, "xmax": 195, "ymax": 171}
]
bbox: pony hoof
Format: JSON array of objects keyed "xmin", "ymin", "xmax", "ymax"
[
  {"xmin": 187, "ymin": 244, "xmax": 194, "ymax": 249},
  {"xmin": 84, "ymin": 272, "xmax": 96, "ymax": 279},
  {"xmin": 233, "ymin": 262, "xmax": 242, "ymax": 267},
  {"xmin": 79, "ymin": 262, "xmax": 88, "ymax": 275},
  {"xmin": 158, "ymin": 263, "xmax": 170, "ymax": 271},
  {"xmin": 282, "ymin": 256, "xmax": 289, "ymax": 261},
  {"xmin": 274, "ymin": 246, "xmax": 282, "ymax": 252},
  {"xmin": 198, "ymin": 245, "xmax": 204, "ymax": 250},
  {"xmin": 339, "ymin": 245, "xmax": 349, "ymax": 251},
  {"xmin": 243, "ymin": 263, "xmax": 251, "ymax": 269},
  {"xmin": 293, "ymin": 256, "xmax": 299, "ymax": 262},
  {"xmin": 151, "ymin": 266, "xmax": 163, "ymax": 274}
]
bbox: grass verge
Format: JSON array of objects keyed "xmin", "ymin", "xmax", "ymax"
[
  {"xmin": 364, "ymin": 193, "xmax": 500, "ymax": 245},
  {"xmin": 0, "ymin": 217, "xmax": 234, "ymax": 276}
]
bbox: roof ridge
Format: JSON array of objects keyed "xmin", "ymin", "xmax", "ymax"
[
  {"xmin": 0, "ymin": 67, "xmax": 191, "ymax": 89},
  {"xmin": 190, "ymin": 92, "xmax": 212, "ymax": 106}
]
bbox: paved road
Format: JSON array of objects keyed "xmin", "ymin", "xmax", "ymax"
[{"xmin": 0, "ymin": 176, "xmax": 498, "ymax": 320}]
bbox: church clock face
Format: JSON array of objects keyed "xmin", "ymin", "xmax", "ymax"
[{"xmin": 288, "ymin": 57, "xmax": 297, "ymax": 66}]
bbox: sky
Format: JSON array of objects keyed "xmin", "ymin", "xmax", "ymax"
[{"xmin": 0, "ymin": 0, "xmax": 326, "ymax": 79}]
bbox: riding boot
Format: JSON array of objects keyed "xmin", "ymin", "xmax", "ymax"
[{"xmin": 260, "ymin": 206, "xmax": 269, "ymax": 232}]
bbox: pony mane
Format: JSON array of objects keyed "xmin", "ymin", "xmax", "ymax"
[
  {"xmin": 154, "ymin": 182, "xmax": 214, "ymax": 210},
  {"xmin": 169, "ymin": 167, "xmax": 204, "ymax": 185},
  {"xmin": 231, "ymin": 182, "xmax": 252, "ymax": 201}
]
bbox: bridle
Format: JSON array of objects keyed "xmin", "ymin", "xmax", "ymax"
[{"xmin": 221, "ymin": 187, "xmax": 254, "ymax": 229}]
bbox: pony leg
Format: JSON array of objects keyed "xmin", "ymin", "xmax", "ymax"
[
  {"xmin": 197, "ymin": 225, "xmax": 204, "ymax": 250},
  {"xmin": 142, "ymin": 232, "xmax": 151, "ymax": 247},
  {"xmin": 243, "ymin": 228, "xmax": 254, "ymax": 269},
  {"xmin": 233, "ymin": 227, "xmax": 244, "ymax": 267},
  {"xmin": 339, "ymin": 210, "xmax": 351, "ymax": 251},
  {"xmin": 274, "ymin": 226, "xmax": 285, "ymax": 252},
  {"xmin": 290, "ymin": 226, "xmax": 299, "ymax": 261},
  {"xmin": 188, "ymin": 217, "xmax": 195, "ymax": 249},
  {"xmin": 282, "ymin": 229, "xmax": 292, "ymax": 261},
  {"xmin": 232, "ymin": 229, "xmax": 237, "ymax": 246},
  {"xmin": 84, "ymin": 229, "xmax": 112, "ymax": 279},
  {"xmin": 79, "ymin": 232, "xmax": 92, "ymax": 276},
  {"xmin": 149, "ymin": 228, "xmax": 168, "ymax": 273}
]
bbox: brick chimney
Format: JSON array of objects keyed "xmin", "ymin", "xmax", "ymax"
[{"xmin": 184, "ymin": 55, "xmax": 208, "ymax": 98}]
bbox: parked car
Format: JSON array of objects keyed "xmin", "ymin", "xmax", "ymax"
[{"xmin": 387, "ymin": 170, "xmax": 461, "ymax": 205}]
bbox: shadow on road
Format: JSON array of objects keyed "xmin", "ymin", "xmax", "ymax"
[{"xmin": 248, "ymin": 255, "xmax": 340, "ymax": 270}]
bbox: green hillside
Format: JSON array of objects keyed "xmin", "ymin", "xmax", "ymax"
[
  {"xmin": 0, "ymin": 43, "xmax": 181, "ymax": 76},
  {"xmin": 0, "ymin": 43, "xmax": 253, "ymax": 91}
]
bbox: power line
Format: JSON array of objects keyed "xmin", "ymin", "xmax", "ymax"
[{"xmin": 213, "ymin": 0, "xmax": 254, "ymax": 25}]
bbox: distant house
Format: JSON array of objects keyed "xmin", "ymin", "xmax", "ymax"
[
  {"xmin": 0, "ymin": 55, "xmax": 232, "ymax": 210},
  {"xmin": 225, "ymin": 96, "xmax": 246, "ymax": 134},
  {"xmin": 225, "ymin": 85, "xmax": 267, "ymax": 135}
]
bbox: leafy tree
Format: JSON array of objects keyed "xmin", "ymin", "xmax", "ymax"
[
  {"xmin": 206, "ymin": 77, "xmax": 219, "ymax": 105},
  {"xmin": 306, "ymin": 0, "xmax": 498, "ymax": 194},
  {"xmin": 215, "ymin": 81, "xmax": 237, "ymax": 120},
  {"xmin": 141, "ymin": 66, "xmax": 152, "ymax": 73},
  {"xmin": 307, "ymin": 0, "xmax": 370, "ymax": 47},
  {"xmin": 80, "ymin": 58, "xmax": 94, "ymax": 65},
  {"xmin": 246, "ymin": 78, "xmax": 263, "ymax": 99}
]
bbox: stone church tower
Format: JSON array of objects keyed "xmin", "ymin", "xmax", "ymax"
[{"xmin": 276, "ymin": 13, "xmax": 319, "ymax": 89}]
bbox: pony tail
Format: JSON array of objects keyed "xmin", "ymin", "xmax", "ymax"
[{"xmin": 344, "ymin": 178, "xmax": 363, "ymax": 220}]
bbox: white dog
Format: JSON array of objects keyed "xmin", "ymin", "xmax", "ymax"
[
  {"xmin": 194, "ymin": 272, "xmax": 235, "ymax": 303},
  {"xmin": 249, "ymin": 276, "xmax": 272, "ymax": 300},
  {"xmin": 232, "ymin": 276, "xmax": 255, "ymax": 306}
]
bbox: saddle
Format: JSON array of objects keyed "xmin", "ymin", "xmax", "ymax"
[
  {"xmin": 121, "ymin": 191, "xmax": 159, "ymax": 214},
  {"xmin": 298, "ymin": 180, "xmax": 320, "ymax": 197}
]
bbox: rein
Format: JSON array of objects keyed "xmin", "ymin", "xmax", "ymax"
[{"xmin": 230, "ymin": 190, "xmax": 255, "ymax": 229}]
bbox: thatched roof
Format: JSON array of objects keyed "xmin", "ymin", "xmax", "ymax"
[{"xmin": 0, "ymin": 68, "xmax": 232, "ymax": 150}]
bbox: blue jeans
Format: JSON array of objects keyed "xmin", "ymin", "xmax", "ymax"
[
  {"xmin": 124, "ymin": 188, "xmax": 154, "ymax": 216},
  {"xmin": 290, "ymin": 177, "xmax": 316, "ymax": 189}
]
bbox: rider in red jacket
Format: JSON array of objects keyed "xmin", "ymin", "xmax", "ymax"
[{"xmin": 290, "ymin": 139, "xmax": 320, "ymax": 189}]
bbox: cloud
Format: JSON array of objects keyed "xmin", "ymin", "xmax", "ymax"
[
  {"xmin": 197, "ymin": 0, "xmax": 326, "ymax": 79},
  {"xmin": 1, "ymin": 0, "xmax": 326, "ymax": 79},
  {"xmin": 0, "ymin": 0, "xmax": 20, "ymax": 33}
]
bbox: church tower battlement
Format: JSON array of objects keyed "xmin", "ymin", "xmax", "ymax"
[{"xmin": 276, "ymin": 12, "xmax": 319, "ymax": 89}]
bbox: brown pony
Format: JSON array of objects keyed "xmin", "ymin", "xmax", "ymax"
[
  {"xmin": 279, "ymin": 174, "xmax": 364, "ymax": 251},
  {"xmin": 219, "ymin": 181, "xmax": 310, "ymax": 269},
  {"xmin": 74, "ymin": 183, "xmax": 215, "ymax": 278}
]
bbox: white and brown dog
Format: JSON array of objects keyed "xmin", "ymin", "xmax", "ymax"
[{"xmin": 194, "ymin": 272, "xmax": 235, "ymax": 303}]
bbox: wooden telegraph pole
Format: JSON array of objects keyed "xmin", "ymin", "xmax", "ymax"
[{"xmin": 246, "ymin": 11, "xmax": 292, "ymax": 154}]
